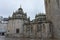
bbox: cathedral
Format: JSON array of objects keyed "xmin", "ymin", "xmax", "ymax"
[
  {"xmin": 0, "ymin": 0, "xmax": 60, "ymax": 40},
  {"xmin": 5, "ymin": 6, "xmax": 53, "ymax": 40},
  {"xmin": 4, "ymin": 0, "xmax": 60, "ymax": 40}
]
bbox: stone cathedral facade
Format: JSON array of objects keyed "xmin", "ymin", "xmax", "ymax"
[{"xmin": 0, "ymin": 0, "xmax": 59, "ymax": 40}]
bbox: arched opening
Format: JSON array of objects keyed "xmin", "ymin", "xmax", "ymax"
[{"xmin": 16, "ymin": 29, "xmax": 19, "ymax": 33}]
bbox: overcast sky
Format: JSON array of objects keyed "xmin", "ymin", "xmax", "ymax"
[{"xmin": 0, "ymin": 0, "xmax": 45, "ymax": 20}]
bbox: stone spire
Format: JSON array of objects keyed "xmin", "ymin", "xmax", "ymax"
[{"xmin": 20, "ymin": 5, "xmax": 21, "ymax": 8}]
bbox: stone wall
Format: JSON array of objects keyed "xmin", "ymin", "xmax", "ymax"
[
  {"xmin": 7, "ymin": 19, "xmax": 24, "ymax": 34},
  {"xmin": 44, "ymin": 0, "xmax": 60, "ymax": 39}
]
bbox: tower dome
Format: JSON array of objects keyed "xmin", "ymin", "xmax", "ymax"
[
  {"xmin": 18, "ymin": 7, "xmax": 23, "ymax": 10},
  {"xmin": 18, "ymin": 5, "xmax": 23, "ymax": 11}
]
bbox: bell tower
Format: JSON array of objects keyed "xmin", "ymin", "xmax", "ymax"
[
  {"xmin": 45, "ymin": 0, "xmax": 60, "ymax": 21},
  {"xmin": 44, "ymin": 0, "xmax": 60, "ymax": 39}
]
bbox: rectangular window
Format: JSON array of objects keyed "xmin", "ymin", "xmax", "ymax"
[
  {"xmin": 37, "ymin": 25, "xmax": 42, "ymax": 32},
  {"xmin": 49, "ymin": 0, "xmax": 50, "ymax": 3},
  {"xmin": 49, "ymin": 24, "xmax": 52, "ymax": 32},
  {"xmin": 45, "ymin": 0, "xmax": 48, "ymax": 7},
  {"xmin": 56, "ymin": 0, "xmax": 59, "ymax": 8},
  {"xmin": 31, "ymin": 27, "xmax": 33, "ymax": 32},
  {"xmin": 26, "ymin": 26, "xmax": 30, "ymax": 32},
  {"xmin": 16, "ymin": 29, "xmax": 19, "ymax": 33}
]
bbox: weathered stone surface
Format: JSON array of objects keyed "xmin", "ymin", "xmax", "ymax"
[{"xmin": 44, "ymin": 0, "xmax": 60, "ymax": 39}]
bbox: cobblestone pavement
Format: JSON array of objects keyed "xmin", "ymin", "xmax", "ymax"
[
  {"xmin": 0, "ymin": 36, "xmax": 38, "ymax": 40},
  {"xmin": 0, "ymin": 36, "xmax": 5, "ymax": 40},
  {"xmin": 0, "ymin": 36, "xmax": 56, "ymax": 40}
]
